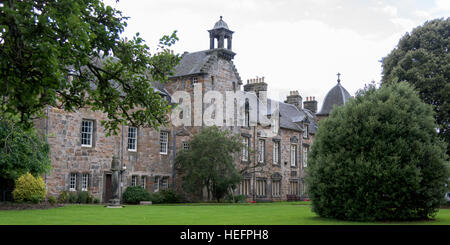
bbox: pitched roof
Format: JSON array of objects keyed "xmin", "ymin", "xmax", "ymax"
[{"xmin": 170, "ymin": 50, "xmax": 212, "ymax": 77}]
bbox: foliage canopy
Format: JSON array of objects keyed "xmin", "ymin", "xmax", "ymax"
[
  {"xmin": 0, "ymin": 0, "xmax": 180, "ymax": 135},
  {"xmin": 306, "ymin": 82, "xmax": 448, "ymax": 221},
  {"xmin": 381, "ymin": 17, "xmax": 450, "ymax": 153},
  {"xmin": 176, "ymin": 126, "xmax": 242, "ymax": 202}
]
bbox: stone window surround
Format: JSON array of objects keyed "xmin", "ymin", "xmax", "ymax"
[
  {"xmin": 271, "ymin": 179, "xmax": 281, "ymax": 197},
  {"xmin": 255, "ymin": 178, "xmax": 267, "ymax": 197},
  {"xmin": 289, "ymin": 179, "xmax": 299, "ymax": 196},
  {"xmin": 240, "ymin": 178, "xmax": 251, "ymax": 196}
]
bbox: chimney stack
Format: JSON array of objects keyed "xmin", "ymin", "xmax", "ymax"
[
  {"xmin": 285, "ymin": 90, "xmax": 302, "ymax": 110},
  {"xmin": 303, "ymin": 96, "xmax": 318, "ymax": 113},
  {"xmin": 243, "ymin": 76, "xmax": 268, "ymax": 103}
]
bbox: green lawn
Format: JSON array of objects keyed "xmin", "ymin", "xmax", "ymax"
[{"xmin": 0, "ymin": 202, "xmax": 449, "ymax": 225}]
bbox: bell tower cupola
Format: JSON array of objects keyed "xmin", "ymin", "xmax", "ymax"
[{"xmin": 208, "ymin": 16, "xmax": 234, "ymax": 50}]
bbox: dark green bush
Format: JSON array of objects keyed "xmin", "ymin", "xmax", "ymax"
[
  {"xmin": 77, "ymin": 191, "xmax": 89, "ymax": 204},
  {"xmin": 306, "ymin": 82, "xmax": 448, "ymax": 221},
  {"xmin": 122, "ymin": 186, "xmax": 151, "ymax": 204},
  {"xmin": 47, "ymin": 196, "xmax": 57, "ymax": 204},
  {"xmin": 150, "ymin": 192, "xmax": 163, "ymax": 204},
  {"xmin": 30, "ymin": 194, "xmax": 42, "ymax": 204},
  {"xmin": 160, "ymin": 189, "xmax": 181, "ymax": 203},
  {"xmin": 150, "ymin": 189, "xmax": 182, "ymax": 204},
  {"xmin": 58, "ymin": 191, "xmax": 68, "ymax": 203},
  {"xmin": 93, "ymin": 198, "xmax": 100, "ymax": 204},
  {"xmin": 68, "ymin": 192, "xmax": 78, "ymax": 203},
  {"xmin": 226, "ymin": 194, "xmax": 247, "ymax": 203}
]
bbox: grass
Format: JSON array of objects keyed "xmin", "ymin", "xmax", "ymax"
[{"xmin": 0, "ymin": 202, "xmax": 449, "ymax": 225}]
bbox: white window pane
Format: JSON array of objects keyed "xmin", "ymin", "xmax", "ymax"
[{"xmin": 128, "ymin": 127, "xmax": 137, "ymax": 151}]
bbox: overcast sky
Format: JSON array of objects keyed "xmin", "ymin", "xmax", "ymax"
[{"xmin": 104, "ymin": 0, "xmax": 449, "ymax": 109}]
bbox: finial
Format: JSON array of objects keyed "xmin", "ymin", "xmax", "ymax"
[
  {"xmin": 337, "ymin": 72, "xmax": 341, "ymax": 83},
  {"xmin": 220, "ymin": 16, "xmax": 223, "ymax": 20}
]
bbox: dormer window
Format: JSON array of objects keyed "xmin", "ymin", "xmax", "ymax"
[{"xmin": 303, "ymin": 124, "xmax": 309, "ymax": 138}]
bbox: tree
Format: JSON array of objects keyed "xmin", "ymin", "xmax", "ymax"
[
  {"xmin": 0, "ymin": 116, "xmax": 51, "ymax": 182},
  {"xmin": 0, "ymin": 0, "xmax": 180, "ymax": 135},
  {"xmin": 175, "ymin": 126, "xmax": 242, "ymax": 202},
  {"xmin": 381, "ymin": 17, "xmax": 450, "ymax": 153},
  {"xmin": 306, "ymin": 82, "xmax": 448, "ymax": 221}
]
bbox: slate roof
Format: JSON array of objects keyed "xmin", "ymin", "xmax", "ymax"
[
  {"xmin": 170, "ymin": 50, "xmax": 213, "ymax": 78},
  {"xmin": 264, "ymin": 98, "xmax": 317, "ymax": 133},
  {"xmin": 317, "ymin": 82, "xmax": 351, "ymax": 116}
]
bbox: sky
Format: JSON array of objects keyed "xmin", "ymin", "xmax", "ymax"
[{"xmin": 103, "ymin": 0, "xmax": 449, "ymax": 109}]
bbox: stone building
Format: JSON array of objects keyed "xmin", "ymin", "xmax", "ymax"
[{"xmin": 35, "ymin": 17, "xmax": 351, "ymax": 203}]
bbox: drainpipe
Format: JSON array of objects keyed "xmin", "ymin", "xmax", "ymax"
[
  {"xmin": 119, "ymin": 122, "xmax": 124, "ymax": 202},
  {"xmin": 172, "ymin": 129, "xmax": 176, "ymax": 190},
  {"xmin": 45, "ymin": 105, "xmax": 49, "ymax": 188}
]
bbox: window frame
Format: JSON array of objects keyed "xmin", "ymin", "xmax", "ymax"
[
  {"xmin": 81, "ymin": 173, "xmax": 88, "ymax": 191},
  {"xmin": 256, "ymin": 179, "xmax": 267, "ymax": 197},
  {"xmin": 131, "ymin": 175, "xmax": 137, "ymax": 187},
  {"xmin": 241, "ymin": 137, "xmax": 250, "ymax": 162},
  {"xmin": 154, "ymin": 176, "xmax": 160, "ymax": 192},
  {"xmin": 81, "ymin": 120, "xmax": 94, "ymax": 147},
  {"xmin": 303, "ymin": 146, "xmax": 308, "ymax": 168},
  {"xmin": 69, "ymin": 173, "xmax": 77, "ymax": 192},
  {"xmin": 272, "ymin": 179, "xmax": 281, "ymax": 197},
  {"xmin": 159, "ymin": 131, "xmax": 169, "ymax": 155},
  {"xmin": 240, "ymin": 178, "xmax": 251, "ymax": 196},
  {"xmin": 303, "ymin": 124, "xmax": 309, "ymax": 138},
  {"xmin": 182, "ymin": 141, "xmax": 189, "ymax": 151},
  {"xmin": 273, "ymin": 141, "xmax": 280, "ymax": 165},
  {"xmin": 127, "ymin": 126, "xmax": 138, "ymax": 152},
  {"xmin": 141, "ymin": 176, "xmax": 146, "ymax": 189},
  {"xmin": 289, "ymin": 180, "xmax": 299, "ymax": 196},
  {"xmin": 290, "ymin": 144, "xmax": 297, "ymax": 167},
  {"xmin": 257, "ymin": 139, "xmax": 265, "ymax": 164}
]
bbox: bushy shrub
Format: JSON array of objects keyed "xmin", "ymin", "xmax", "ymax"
[
  {"xmin": 87, "ymin": 192, "xmax": 94, "ymax": 204},
  {"xmin": 122, "ymin": 186, "xmax": 151, "ymax": 204},
  {"xmin": 160, "ymin": 189, "xmax": 181, "ymax": 203},
  {"xmin": 151, "ymin": 189, "xmax": 182, "ymax": 204},
  {"xmin": 226, "ymin": 194, "xmax": 247, "ymax": 203},
  {"xmin": 93, "ymin": 198, "xmax": 100, "ymax": 204},
  {"xmin": 68, "ymin": 192, "xmax": 78, "ymax": 203},
  {"xmin": 48, "ymin": 196, "xmax": 57, "ymax": 204},
  {"xmin": 150, "ymin": 192, "xmax": 163, "ymax": 204},
  {"xmin": 12, "ymin": 172, "xmax": 46, "ymax": 203},
  {"xmin": 58, "ymin": 191, "xmax": 69, "ymax": 203},
  {"xmin": 77, "ymin": 191, "xmax": 89, "ymax": 204},
  {"xmin": 306, "ymin": 82, "xmax": 449, "ymax": 221},
  {"xmin": 30, "ymin": 194, "xmax": 42, "ymax": 204}
]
